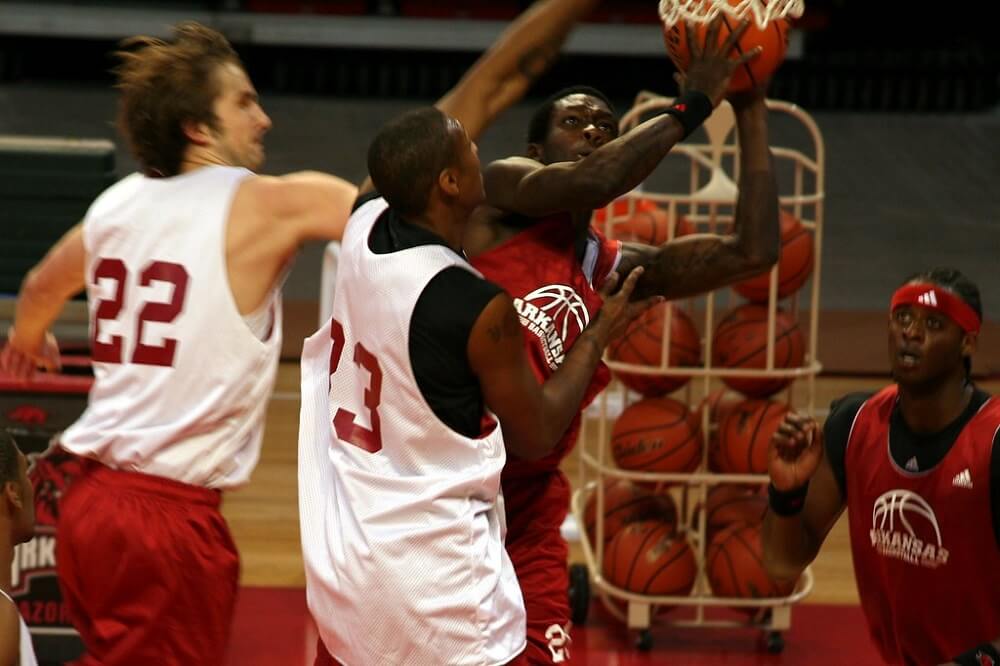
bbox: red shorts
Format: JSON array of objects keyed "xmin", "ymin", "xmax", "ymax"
[
  {"xmin": 56, "ymin": 461, "xmax": 240, "ymax": 666},
  {"xmin": 504, "ymin": 471, "xmax": 573, "ymax": 664}
]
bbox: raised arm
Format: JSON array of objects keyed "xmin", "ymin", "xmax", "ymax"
[
  {"xmin": 614, "ymin": 87, "xmax": 780, "ymax": 301},
  {"xmin": 358, "ymin": 0, "xmax": 602, "ymax": 196},
  {"xmin": 761, "ymin": 412, "xmax": 847, "ymax": 582},
  {"xmin": 438, "ymin": 0, "xmax": 602, "ymax": 140},
  {"xmin": 482, "ymin": 112, "xmax": 688, "ymax": 217},
  {"xmin": 468, "ymin": 267, "xmax": 659, "ymax": 460},
  {"xmin": 483, "ymin": 19, "xmax": 757, "ymax": 219},
  {"xmin": 254, "ymin": 171, "xmax": 359, "ymax": 244}
]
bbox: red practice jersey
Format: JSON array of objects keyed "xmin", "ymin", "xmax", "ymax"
[
  {"xmin": 471, "ymin": 215, "xmax": 621, "ymax": 477},
  {"xmin": 845, "ymin": 385, "xmax": 1000, "ymax": 665}
]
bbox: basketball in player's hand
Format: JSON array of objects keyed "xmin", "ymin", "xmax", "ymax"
[{"xmin": 662, "ymin": 2, "xmax": 790, "ymax": 93}]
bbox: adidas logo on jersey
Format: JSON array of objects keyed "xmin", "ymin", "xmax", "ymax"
[
  {"xmin": 905, "ymin": 457, "xmax": 919, "ymax": 472},
  {"xmin": 917, "ymin": 290, "xmax": 938, "ymax": 307},
  {"xmin": 951, "ymin": 468, "xmax": 973, "ymax": 489}
]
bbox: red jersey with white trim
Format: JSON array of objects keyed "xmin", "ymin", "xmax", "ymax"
[
  {"xmin": 470, "ymin": 215, "xmax": 621, "ymax": 477},
  {"xmin": 845, "ymin": 385, "xmax": 1000, "ymax": 665}
]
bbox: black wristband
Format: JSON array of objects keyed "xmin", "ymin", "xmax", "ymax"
[
  {"xmin": 768, "ymin": 482, "xmax": 809, "ymax": 517},
  {"xmin": 955, "ymin": 643, "xmax": 1000, "ymax": 666},
  {"xmin": 660, "ymin": 90, "xmax": 713, "ymax": 139}
]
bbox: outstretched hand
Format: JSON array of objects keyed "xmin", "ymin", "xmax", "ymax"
[
  {"xmin": 595, "ymin": 266, "xmax": 665, "ymax": 343},
  {"xmin": 675, "ymin": 17, "xmax": 762, "ymax": 107},
  {"xmin": 768, "ymin": 411, "xmax": 823, "ymax": 492},
  {"xmin": 0, "ymin": 328, "xmax": 61, "ymax": 381}
]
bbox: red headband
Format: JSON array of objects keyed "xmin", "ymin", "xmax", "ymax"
[{"xmin": 890, "ymin": 283, "xmax": 981, "ymax": 334}]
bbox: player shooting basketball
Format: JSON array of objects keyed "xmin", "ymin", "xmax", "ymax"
[{"xmin": 451, "ymin": 15, "xmax": 783, "ymax": 661}]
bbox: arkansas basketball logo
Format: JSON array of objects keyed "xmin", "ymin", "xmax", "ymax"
[
  {"xmin": 513, "ymin": 284, "xmax": 591, "ymax": 370},
  {"xmin": 28, "ymin": 444, "xmax": 84, "ymax": 526},
  {"xmin": 870, "ymin": 489, "xmax": 949, "ymax": 568}
]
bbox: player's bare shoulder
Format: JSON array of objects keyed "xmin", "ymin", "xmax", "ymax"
[
  {"xmin": 465, "ymin": 204, "xmax": 523, "ymax": 256},
  {"xmin": 482, "ymin": 155, "xmax": 543, "ymax": 198},
  {"xmin": 230, "ymin": 171, "xmax": 357, "ymax": 248},
  {"xmin": 225, "ymin": 174, "xmax": 282, "ymax": 242}
]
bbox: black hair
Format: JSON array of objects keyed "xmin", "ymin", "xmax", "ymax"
[
  {"xmin": 526, "ymin": 85, "xmax": 616, "ymax": 145},
  {"xmin": 367, "ymin": 107, "xmax": 460, "ymax": 218}
]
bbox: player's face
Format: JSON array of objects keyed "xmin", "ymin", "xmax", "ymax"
[
  {"xmin": 208, "ymin": 62, "xmax": 272, "ymax": 171},
  {"xmin": 530, "ymin": 94, "xmax": 618, "ymax": 165},
  {"xmin": 7, "ymin": 449, "xmax": 35, "ymax": 545},
  {"xmin": 888, "ymin": 301, "xmax": 967, "ymax": 390},
  {"xmin": 449, "ymin": 120, "xmax": 485, "ymax": 208}
]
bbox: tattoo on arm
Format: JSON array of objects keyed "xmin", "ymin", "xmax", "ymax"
[
  {"xmin": 517, "ymin": 42, "xmax": 558, "ymax": 81},
  {"xmin": 488, "ymin": 306, "xmax": 523, "ymax": 344},
  {"xmin": 621, "ymin": 135, "xmax": 674, "ymax": 186},
  {"xmin": 628, "ymin": 241, "xmax": 735, "ymax": 302}
]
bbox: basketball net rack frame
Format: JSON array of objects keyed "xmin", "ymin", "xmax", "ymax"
[{"xmin": 571, "ymin": 92, "xmax": 825, "ymax": 652}]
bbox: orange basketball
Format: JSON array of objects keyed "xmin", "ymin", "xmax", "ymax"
[
  {"xmin": 603, "ymin": 520, "xmax": 697, "ymax": 597},
  {"xmin": 592, "ymin": 196, "xmax": 658, "ymax": 227},
  {"xmin": 608, "ymin": 304, "xmax": 701, "ymax": 396},
  {"xmin": 611, "ymin": 397, "xmax": 702, "ymax": 474},
  {"xmin": 696, "ymin": 387, "xmax": 743, "ymax": 471},
  {"xmin": 711, "ymin": 304, "xmax": 804, "ymax": 397},
  {"xmin": 733, "ymin": 210, "xmax": 814, "ymax": 302},
  {"xmin": 717, "ymin": 399, "xmax": 788, "ymax": 474},
  {"xmin": 612, "ymin": 208, "xmax": 694, "ymax": 245},
  {"xmin": 704, "ymin": 484, "xmax": 768, "ymax": 536},
  {"xmin": 707, "ymin": 524, "xmax": 795, "ymax": 602},
  {"xmin": 583, "ymin": 479, "xmax": 677, "ymax": 550},
  {"xmin": 661, "ymin": 3, "xmax": 790, "ymax": 93}
]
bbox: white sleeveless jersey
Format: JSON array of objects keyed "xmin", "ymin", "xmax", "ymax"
[
  {"xmin": 0, "ymin": 589, "xmax": 38, "ymax": 666},
  {"xmin": 61, "ymin": 166, "xmax": 282, "ymax": 489},
  {"xmin": 298, "ymin": 197, "xmax": 525, "ymax": 666}
]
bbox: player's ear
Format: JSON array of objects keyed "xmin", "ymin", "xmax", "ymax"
[
  {"xmin": 438, "ymin": 167, "xmax": 460, "ymax": 197},
  {"xmin": 961, "ymin": 332, "xmax": 977, "ymax": 359},
  {"xmin": 3, "ymin": 481, "xmax": 22, "ymax": 510},
  {"xmin": 526, "ymin": 143, "xmax": 544, "ymax": 161},
  {"xmin": 182, "ymin": 119, "xmax": 213, "ymax": 146}
]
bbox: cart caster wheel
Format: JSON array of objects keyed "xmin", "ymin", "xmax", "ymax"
[
  {"xmin": 635, "ymin": 629, "xmax": 653, "ymax": 652},
  {"xmin": 568, "ymin": 563, "xmax": 590, "ymax": 626},
  {"xmin": 765, "ymin": 631, "xmax": 784, "ymax": 654}
]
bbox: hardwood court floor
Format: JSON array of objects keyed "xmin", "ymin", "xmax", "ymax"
[{"xmin": 225, "ymin": 363, "xmax": 1000, "ymax": 606}]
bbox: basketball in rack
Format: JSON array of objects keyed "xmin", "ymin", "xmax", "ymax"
[{"xmin": 569, "ymin": 75, "xmax": 825, "ymax": 651}]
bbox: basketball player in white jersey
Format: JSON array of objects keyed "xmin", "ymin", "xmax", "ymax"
[
  {"xmin": 0, "ymin": 431, "xmax": 38, "ymax": 666},
  {"xmin": 0, "ymin": 23, "xmax": 356, "ymax": 664},
  {"xmin": 301, "ymin": 106, "xmax": 655, "ymax": 665},
  {"xmin": 2, "ymin": 3, "xmax": 613, "ymax": 661}
]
